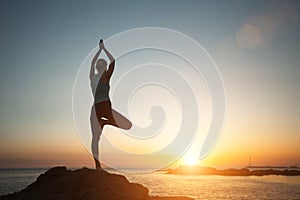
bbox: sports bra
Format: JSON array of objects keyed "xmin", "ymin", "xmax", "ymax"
[
  {"xmin": 94, "ymin": 80, "xmax": 110, "ymax": 103},
  {"xmin": 91, "ymin": 75, "xmax": 110, "ymax": 103}
]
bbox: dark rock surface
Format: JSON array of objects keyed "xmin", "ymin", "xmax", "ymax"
[{"xmin": 0, "ymin": 166, "xmax": 193, "ymax": 200}]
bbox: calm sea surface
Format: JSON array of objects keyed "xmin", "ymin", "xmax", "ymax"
[{"xmin": 1, "ymin": 168, "xmax": 300, "ymax": 200}]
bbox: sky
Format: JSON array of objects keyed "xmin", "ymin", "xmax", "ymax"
[{"xmin": 0, "ymin": 0, "xmax": 299, "ymax": 169}]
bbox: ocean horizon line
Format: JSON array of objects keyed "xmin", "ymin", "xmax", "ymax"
[{"xmin": 1, "ymin": 164, "xmax": 300, "ymax": 171}]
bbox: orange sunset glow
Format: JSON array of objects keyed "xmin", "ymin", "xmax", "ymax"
[{"xmin": 0, "ymin": 1, "xmax": 299, "ymax": 172}]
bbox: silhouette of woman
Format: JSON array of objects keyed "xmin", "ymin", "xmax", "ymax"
[{"xmin": 90, "ymin": 39, "xmax": 132, "ymax": 170}]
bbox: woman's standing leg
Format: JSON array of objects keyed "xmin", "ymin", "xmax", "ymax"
[{"xmin": 90, "ymin": 105, "xmax": 103, "ymax": 170}]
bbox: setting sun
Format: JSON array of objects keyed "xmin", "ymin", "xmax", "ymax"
[{"xmin": 183, "ymin": 156, "xmax": 198, "ymax": 166}]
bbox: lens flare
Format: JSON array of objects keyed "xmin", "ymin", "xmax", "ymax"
[{"xmin": 72, "ymin": 27, "xmax": 225, "ymax": 172}]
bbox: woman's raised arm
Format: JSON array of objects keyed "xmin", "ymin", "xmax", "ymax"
[
  {"xmin": 101, "ymin": 42, "xmax": 115, "ymax": 80},
  {"xmin": 90, "ymin": 41, "xmax": 103, "ymax": 79}
]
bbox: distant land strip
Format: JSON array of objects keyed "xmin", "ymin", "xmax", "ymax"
[{"xmin": 167, "ymin": 166, "xmax": 300, "ymax": 176}]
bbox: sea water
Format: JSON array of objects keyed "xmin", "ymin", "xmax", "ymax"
[
  {"xmin": 123, "ymin": 172, "xmax": 300, "ymax": 200},
  {"xmin": 0, "ymin": 168, "xmax": 48, "ymax": 196},
  {"xmin": 1, "ymin": 168, "xmax": 300, "ymax": 199}
]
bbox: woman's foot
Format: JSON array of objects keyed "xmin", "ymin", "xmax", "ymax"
[{"xmin": 94, "ymin": 158, "xmax": 102, "ymax": 171}]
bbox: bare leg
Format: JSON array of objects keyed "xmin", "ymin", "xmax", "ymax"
[
  {"xmin": 104, "ymin": 108, "xmax": 132, "ymax": 130},
  {"xmin": 90, "ymin": 105, "xmax": 103, "ymax": 170},
  {"xmin": 95, "ymin": 101, "xmax": 132, "ymax": 130}
]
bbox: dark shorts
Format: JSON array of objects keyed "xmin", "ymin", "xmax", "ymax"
[
  {"xmin": 95, "ymin": 101, "xmax": 114, "ymax": 122},
  {"xmin": 94, "ymin": 101, "xmax": 132, "ymax": 130}
]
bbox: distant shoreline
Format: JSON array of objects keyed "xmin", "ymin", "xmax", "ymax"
[
  {"xmin": 246, "ymin": 165, "xmax": 300, "ymax": 169},
  {"xmin": 166, "ymin": 165, "xmax": 300, "ymax": 176},
  {"xmin": 1, "ymin": 166, "xmax": 300, "ymax": 174}
]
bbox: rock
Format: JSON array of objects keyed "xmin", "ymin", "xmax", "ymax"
[{"xmin": 0, "ymin": 166, "xmax": 193, "ymax": 200}]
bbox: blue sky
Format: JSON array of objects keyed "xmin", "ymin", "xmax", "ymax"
[{"xmin": 0, "ymin": 0, "xmax": 299, "ymax": 168}]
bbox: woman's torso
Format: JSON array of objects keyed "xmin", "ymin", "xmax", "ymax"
[{"xmin": 91, "ymin": 75, "xmax": 110, "ymax": 103}]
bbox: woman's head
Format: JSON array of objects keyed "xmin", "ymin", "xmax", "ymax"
[{"xmin": 95, "ymin": 59, "xmax": 107, "ymax": 75}]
